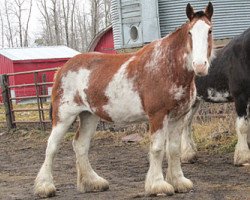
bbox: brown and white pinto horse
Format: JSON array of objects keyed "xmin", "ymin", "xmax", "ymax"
[{"xmin": 35, "ymin": 3, "xmax": 214, "ymax": 197}]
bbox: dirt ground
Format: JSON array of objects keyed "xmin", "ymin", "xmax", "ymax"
[{"xmin": 0, "ymin": 130, "xmax": 249, "ymax": 200}]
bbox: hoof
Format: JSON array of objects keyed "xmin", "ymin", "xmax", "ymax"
[
  {"xmin": 145, "ymin": 180, "xmax": 174, "ymax": 196},
  {"xmin": 234, "ymin": 150, "xmax": 250, "ymax": 166},
  {"xmin": 181, "ymin": 152, "xmax": 198, "ymax": 164},
  {"xmin": 77, "ymin": 176, "xmax": 109, "ymax": 193},
  {"xmin": 34, "ymin": 180, "xmax": 56, "ymax": 198},
  {"xmin": 169, "ymin": 177, "xmax": 193, "ymax": 193}
]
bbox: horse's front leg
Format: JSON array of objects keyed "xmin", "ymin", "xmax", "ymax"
[
  {"xmin": 166, "ymin": 117, "xmax": 193, "ymax": 193},
  {"xmin": 234, "ymin": 116, "xmax": 250, "ymax": 166},
  {"xmin": 181, "ymin": 99, "xmax": 201, "ymax": 163},
  {"xmin": 145, "ymin": 116, "xmax": 174, "ymax": 196},
  {"xmin": 234, "ymin": 94, "xmax": 250, "ymax": 166}
]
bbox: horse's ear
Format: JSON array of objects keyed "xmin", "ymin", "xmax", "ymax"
[
  {"xmin": 186, "ymin": 3, "xmax": 194, "ymax": 21},
  {"xmin": 205, "ymin": 2, "xmax": 213, "ymax": 21}
]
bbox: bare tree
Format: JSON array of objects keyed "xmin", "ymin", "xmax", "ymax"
[
  {"xmin": 90, "ymin": 0, "xmax": 111, "ymax": 38},
  {"xmin": 91, "ymin": 0, "xmax": 101, "ymax": 37},
  {"xmin": 62, "ymin": 0, "xmax": 70, "ymax": 46},
  {"xmin": 75, "ymin": 6, "xmax": 90, "ymax": 51},
  {"xmin": 51, "ymin": 0, "xmax": 61, "ymax": 45},
  {"xmin": 24, "ymin": 0, "xmax": 33, "ymax": 47},
  {"xmin": 103, "ymin": 0, "xmax": 111, "ymax": 27},
  {"xmin": 0, "ymin": 0, "xmax": 112, "ymax": 49},
  {"xmin": 37, "ymin": 0, "xmax": 53, "ymax": 44},
  {"xmin": 4, "ymin": 0, "xmax": 14, "ymax": 47},
  {"xmin": 70, "ymin": 0, "xmax": 76, "ymax": 48},
  {"xmin": 12, "ymin": 0, "xmax": 26, "ymax": 47},
  {"xmin": 0, "ymin": 10, "xmax": 4, "ymax": 48},
  {"xmin": 84, "ymin": 15, "xmax": 92, "ymax": 50}
]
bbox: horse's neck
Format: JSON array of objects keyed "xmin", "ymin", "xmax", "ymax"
[{"xmin": 160, "ymin": 29, "xmax": 194, "ymax": 84}]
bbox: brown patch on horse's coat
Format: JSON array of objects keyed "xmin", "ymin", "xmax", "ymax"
[
  {"xmin": 74, "ymin": 91, "xmax": 84, "ymax": 106},
  {"xmin": 85, "ymin": 54, "xmax": 133, "ymax": 122}
]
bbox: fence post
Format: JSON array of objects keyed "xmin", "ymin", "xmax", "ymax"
[
  {"xmin": 34, "ymin": 72, "xmax": 45, "ymax": 131},
  {"xmin": 0, "ymin": 74, "xmax": 16, "ymax": 129},
  {"xmin": 41, "ymin": 73, "xmax": 47, "ymax": 103}
]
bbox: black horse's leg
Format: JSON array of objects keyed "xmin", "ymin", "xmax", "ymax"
[
  {"xmin": 234, "ymin": 93, "xmax": 250, "ymax": 166},
  {"xmin": 181, "ymin": 99, "xmax": 201, "ymax": 164}
]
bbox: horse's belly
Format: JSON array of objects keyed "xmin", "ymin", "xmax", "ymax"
[{"xmin": 102, "ymin": 87, "xmax": 147, "ymax": 124}]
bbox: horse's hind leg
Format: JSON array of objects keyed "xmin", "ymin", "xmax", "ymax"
[
  {"xmin": 34, "ymin": 113, "xmax": 77, "ymax": 197},
  {"xmin": 234, "ymin": 94, "xmax": 250, "ymax": 166},
  {"xmin": 72, "ymin": 112, "xmax": 109, "ymax": 193},
  {"xmin": 181, "ymin": 99, "xmax": 200, "ymax": 163}
]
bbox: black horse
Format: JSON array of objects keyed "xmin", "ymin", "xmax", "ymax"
[{"xmin": 181, "ymin": 27, "xmax": 250, "ymax": 166}]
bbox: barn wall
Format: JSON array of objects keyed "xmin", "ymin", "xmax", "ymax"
[
  {"xmin": 94, "ymin": 29, "xmax": 116, "ymax": 53},
  {"xmin": 158, "ymin": 0, "xmax": 250, "ymax": 39},
  {"xmin": 12, "ymin": 59, "xmax": 68, "ymax": 98},
  {"xmin": 0, "ymin": 55, "xmax": 14, "ymax": 74},
  {"xmin": 0, "ymin": 55, "xmax": 16, "ymax": 102},
  {"xmin": 0, "ymin": 55, "xmax": 15, "ymax": 85}
]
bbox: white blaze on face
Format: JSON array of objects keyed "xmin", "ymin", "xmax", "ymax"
[{"xmin": 189, "ymin": 20, "xmax": 211, "ymax": 76}]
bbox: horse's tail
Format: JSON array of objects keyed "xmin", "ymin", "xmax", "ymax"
[
  {"xmin": 49, "ymin": 103, "xmax": 53, "ymax": 121},
  {"xmin": 50, "ymin": 68, "xmax": 58, "ymax": 122}
]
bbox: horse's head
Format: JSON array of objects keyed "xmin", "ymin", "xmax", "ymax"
[{"xmin": 186, "ymin": 2, "xmax": 213, "ymax": 76}]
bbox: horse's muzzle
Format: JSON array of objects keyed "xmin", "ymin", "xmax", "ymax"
[{"xmin": 193, "ymin": 62, "xmax": 209, "ymax": 76}]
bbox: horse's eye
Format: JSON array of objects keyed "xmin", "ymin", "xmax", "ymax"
[
  {"xmin": 208, "ymin": 29, "xmax": 212, "ymax": 34},
  {"xmin": 188, "ymin": 31, "xmax": 192, "ymax": 36}
]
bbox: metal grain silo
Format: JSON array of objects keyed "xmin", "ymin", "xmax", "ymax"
[
  {"xmin": 158, "ymin": 0, "xmax": 250, "ymax": 39},
  {"xmin": 111, "ymin": 0, "xmax": 160, "ymax": 50},
  {"xmin": 111, "ymin": 0, "xmax": 250, "ymax": 50}
]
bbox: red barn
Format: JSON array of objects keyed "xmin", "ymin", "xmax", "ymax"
[
  {"xmin": 88, "ymin": 26, "xmax": 116, "ymax": 54},
  {"xmin": 0, "ymin": 46, "xmax": 80, "ymax": 101}
]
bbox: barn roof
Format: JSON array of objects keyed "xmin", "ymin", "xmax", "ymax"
[
  {"xmin": 0, "ymin": 46, "xmax": 80, "ymax": 61},
  {"xmin": 88, "ymin": 25, "xmax": 112, "ymax": 52}
]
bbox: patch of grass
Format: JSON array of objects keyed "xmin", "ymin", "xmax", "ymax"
[
  {"xmin": 193, "ymin": 116, "xmax": 237, "ymax": 154},
  {"xmin": 138, "ymin": 113, "xmax": 237, "ymax": 154},
  {"xmin": 0, "ymin": 103, "xmax": 51, "ymax": 129},
  {"xmin": 13, "ymin": 103, "xmax": 51, "ymax": 122},
  {"xmin": 64, "ymin": 132, "xmax": 75, "ymax": 141}
]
